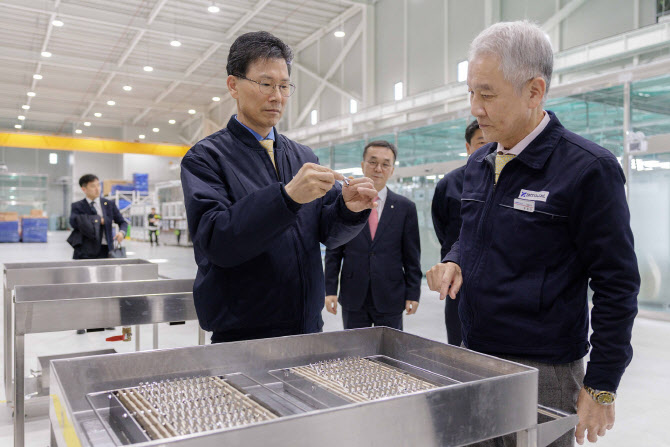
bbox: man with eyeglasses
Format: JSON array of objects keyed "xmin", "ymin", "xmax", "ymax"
[
  {"xmin": 181, "ymin": 31, "xmax": 378, "ymax": 344},
  {"xmin": 324, "ymin": 140, "xmax": 421, "ymax": 331}
]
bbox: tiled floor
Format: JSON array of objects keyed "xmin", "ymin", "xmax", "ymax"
[{"xmin": 1, "ymin": 231, "xmax": 668, "ymax": 446}]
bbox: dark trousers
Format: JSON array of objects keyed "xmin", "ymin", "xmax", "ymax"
[
  {"xmin": 341, "ymin": 288, "xmax": 403, "ymax": 331},
  {"xmin": 445, "ymin": 293, "xmax": 462, "ymax": 346},
  {"xmin": 467, "ymin": 353, "xmax": 584, "ymax": 447},
  {"xmin": 149, "ymin": 229, "xmax": 158, "ymax": 244},
  {"xmin": 95, "ymin": 244, "xmax": 109, "ymax": 258}
]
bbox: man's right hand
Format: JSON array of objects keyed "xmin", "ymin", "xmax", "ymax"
[
  {"xmin": 285, "ymin": 163, "xmax": 342, "ymax": 204},
  {"xmin": 325, "ymin": 295, "xmax": 338, "ymax": 315},
  {"xmin": 426, "ymin": 262, "xmax": 462, "ymax": 300}
]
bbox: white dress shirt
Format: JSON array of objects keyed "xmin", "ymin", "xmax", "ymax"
[{"xmin": 376, "ymin": 186, "xmax": 388, "ymax": 221}]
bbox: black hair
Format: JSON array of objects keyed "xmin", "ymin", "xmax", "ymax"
[
  {"xmin": 465, "ymin": 120, "xmax": 481, "ymax": 144},
  {"xmin": 79, "ymin": 174, "xmax": 98, "ymax": 187},
  {"xmin": 363, "ymin": 140, "xmax": 398, "ymax": 163},
  {"xmin": 226, "ymin": 31, "xmax": 293, "ymax": 77}
]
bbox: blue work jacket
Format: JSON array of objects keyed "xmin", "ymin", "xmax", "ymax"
[
  {"xmin": 444, "ymin": 111, "xmax": 639, "ymax": 392},
  {"xmin": 181, "ymin": 117, "xmax": 369, "ymax": 341}
]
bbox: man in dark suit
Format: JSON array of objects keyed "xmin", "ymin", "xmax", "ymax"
[
  {"xmin": 69, "ymin": 174, "xmax": 127, "ymax": 260},
  {"xmin": 430, "ymin": 120, "xmax": 487, "ymax": 345},
  {"xmin": 325, "ymin": 141, "xmax": 422, "ymax": 330}
]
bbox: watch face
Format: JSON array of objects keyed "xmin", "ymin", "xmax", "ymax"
[{"xmin": 596, "ymin": 393, "xmax": 615, "ymax": 404}]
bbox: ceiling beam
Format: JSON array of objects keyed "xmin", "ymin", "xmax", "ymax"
[
  {"xmin": 131, "ymin": 0, "xmax": 272, "ymax": 125},
  {"xmin": 295, "ymin": 5, "xmax": 363, "ymax": 53},
  {"xmin": 295, "ymin": 22, "xmax": 363, "ymax": 127},
  {"xmin": 293, "ymin": 62, "xmax": 362, "ymax": 102},
  {"xmin": 147, "ymin": 0, "xmax": 169, "ymax": 25},
  {"xmin": 542, "ymin": 0, "xmax": 588, "ymax": 31}
]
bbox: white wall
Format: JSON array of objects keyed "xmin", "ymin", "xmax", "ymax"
[{"xmin": 289, "ymin": 0, "xmax": 657, "ymax": 132}]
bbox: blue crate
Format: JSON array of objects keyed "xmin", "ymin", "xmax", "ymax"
[
  {"xmin": 111, "ymin": 184, "xmax": 135, "ymax": 194},
  {"xmin": 0, "ymin": 221, "xmax": 20, "ymax": 243},
  {"xmin": 21, "ymin": 218, "xmax": 48, "ymax": 243},
  {"xmin": 133, "ymin": 173, "xmax": 149, "ymax": 192}
]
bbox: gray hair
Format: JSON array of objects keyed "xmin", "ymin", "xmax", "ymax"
[{"xmin": 469, "ymin": 20, "xmax": 553, "ymax": 98}]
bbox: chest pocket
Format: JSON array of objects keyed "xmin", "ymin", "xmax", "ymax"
[{"xmin": 496, "ymin": 195, "xmax": 570, "ymax": 262}]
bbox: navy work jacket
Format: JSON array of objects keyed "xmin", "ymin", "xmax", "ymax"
[
  {"xmin": 432, "ymin": 165, "xmax": 465, "ymax": 260},
  {"xmin": 181, "ymin": 117, "xmax": 369, "ymax": 342},
  {"xmin": 444, "ymin": 111, "xmax": 639, "ymax": 392},
  {"xmin": 324, "ymin": 189, "xmax": 422, "ymax": 314}
]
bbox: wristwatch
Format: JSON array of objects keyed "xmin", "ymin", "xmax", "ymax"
[{"xmin": 584, "ymin": 385, "xmax": 616, "ymax": 405}]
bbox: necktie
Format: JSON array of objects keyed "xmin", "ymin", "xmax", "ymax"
[
  {"xmin": 495, "ymin": 152, "xmax": 516, "ymax": 184},
  {"xmin": 369, "ymin": 196, "xmax": 380, "ymax": 240},
  {"xmin": 259, "ymin": 139, "xmax": 277, "ymax": 172}
]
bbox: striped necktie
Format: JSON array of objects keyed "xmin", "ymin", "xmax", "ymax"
[
  {"xmin": 259, "ymin": 139, "xmax": 277, "ymax": 172},
  {"xmin": 495, "ymin": 152, "xmax": 516, "ymax": 184}
]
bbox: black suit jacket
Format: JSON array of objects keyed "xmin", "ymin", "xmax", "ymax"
[
  {"xmin": 324, "ymin": 189, "xmax": 422, "ymax": 314},
  {"xmin": 69, "ymin": 198, "xmax": 128, "ymax": 259}
]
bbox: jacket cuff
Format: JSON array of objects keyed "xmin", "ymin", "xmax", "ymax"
[
  {"xmin": 583, "ymin": 365, "xmax": 623, "ymax": 393},
  {"xmin": 336, "ymin": 194, "xmax": 370, "ymax": 223},
  {"xmin": 442, "ymin": 252, "xmax": 459, "ymax": 265},
  {"xmin": 280, "ymin": 184, "xmax": 303, "ymax": 213}
]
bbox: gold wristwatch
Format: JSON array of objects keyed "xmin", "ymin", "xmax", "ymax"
[{"xmin": 584, "ymin": 385, "xmax": 616, "ymax": 405}]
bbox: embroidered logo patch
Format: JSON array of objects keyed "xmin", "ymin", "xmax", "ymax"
[{"xmin": 519, "ymin": 189, "xmax": 549, "ymax": 202}]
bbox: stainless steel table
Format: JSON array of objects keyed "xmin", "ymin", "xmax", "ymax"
[
  {"xmin": 13, "ymin": 278, "xmax": 201, "ymax": 447},
  {"xmin": 49, "ymin": 328, "xmax": 577, "ymax": 447},
  {"xmin": 3, "ymin": 259, "xmax": 158, "ymax": 403}
]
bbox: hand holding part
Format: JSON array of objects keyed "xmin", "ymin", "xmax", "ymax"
[{"xmin": 285, "ymin": 163, "xmax": 339, "ymax": 204}]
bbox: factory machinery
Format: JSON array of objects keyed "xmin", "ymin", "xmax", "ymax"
[{"xmin": 51, "ymin": 327, "xmax": 577, "ymax": 447}]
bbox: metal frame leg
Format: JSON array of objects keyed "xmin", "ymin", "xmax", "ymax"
[
  {"xmin": 516, "ymin": 428, "xmax": 538, "ymax": 447},
  {"xmin": 152, "ymin": 323, "xmax": 159, "ymax": 350},
  {"xmin": 198, "ymin": 327, "xmax": 205, "ymax": 345},
  {"xmin": 135, "ymin": 325, "xmax": 140, "ymax": 351},
  {"xmin": 4, "ymin": 285, "xmax": 14, "ymax": 403},
  {"xmin": 14, "ymin": 333, "xmax": 24, "ymax": 447}
]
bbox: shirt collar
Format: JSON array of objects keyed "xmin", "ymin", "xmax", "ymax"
[
  {"xmin": 234, "ymin": 114, "xmax": 275, "ymax": 142},
  {"xmin": 377, "ymin": 186, "xmax": 388, "ymax": 202},
  {"xmin": 496, "ymin": 111, "xmax": 550, "ymax": 156}
]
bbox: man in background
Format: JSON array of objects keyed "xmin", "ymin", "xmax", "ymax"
[
  {"xmin": 431, "ymin": 120, "xmax": 487, "ymax": 345},
  {"xmin": 147, "ymin": 207, "xmax": 160, "ymax": 246},
  {"xmin": 325, "ymin": 140, "xmax": 421, "ymax": 330}
]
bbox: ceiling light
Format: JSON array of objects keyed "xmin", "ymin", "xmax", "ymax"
[
  {"xmin": 170, "ymin": 40, "xmax": 181, "ymax": 47},
  {"xmin": 459, "ymin": 152, "xmax": 468, "ymax": 157},
  {"xmin": 188, "ymin": 109, "xmax": 196, "ymax": 114},
  {"xmin": 75, "ymin": 129, "xmax": 82, "ymax": 134},
  {"xmin": 84, "ymin": 121, "xmax": 91, "ymax": 126},
  {"xmin": 33, "ymin": 74, "xmax": 43, "ymax": 80},
  {"xmin": 14, "ymin": 124, "xmax": 22, "ymax": 129},
  {"xmin": 123, "ymin": 85, "xmax": 132, "ymax": 91},
  {"xmin": 207, "ymin": 4, "xmax": 220, "ymax": 13},
  {"xmin": 334, "ymin": 30, "xmax": 345, "ymax": 38},
  {"xmin": 94, "ymin": 112, "xmax": 102, "ymax": 117},
  {"xmin": 52, "ymin": 18, "xmax": 64, "ymax": 27},
  {"xmin": 18, "ymin": 115, "xmax": 25, "ymax": 120},
  {"xmin": 139, "ymin": 134, "xmax": 146, "ymax": 139},
  {"xmin": 107, "ymin": 100, "xmax": 116, "ymax": 106},
  {"xmin": 143, "ymin": 66, "xmax": 154, "ymax": 72},
  {"xmin": 152, "ymin": 128, "xmax": 159, "ymax": 133},
  {"xmin": 27, "ymin": 91, "xmax": 36, "ymax": 97},
  {"xmin": 168, "ymin": 119, "xmax": 176, "ymax": 124},
  {"xmin": 212, "ymin": 96, "xmax": 220, "ymax": 102},
  {"xmin": 22, "ymin": 105, "xmax": 30, "ymax": 110},
  {"xmin": 41, "ymin": 51, "xmax": 52, "ymax": 58}
]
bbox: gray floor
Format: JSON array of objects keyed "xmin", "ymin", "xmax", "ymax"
[{"xmin": 1, "ymin": 231, "xmax": 669, "ymax": 446}]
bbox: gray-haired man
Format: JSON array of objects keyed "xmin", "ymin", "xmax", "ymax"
[{"xmin": 427, "ymin": 21, "xmax": 639, "ymax": 446}]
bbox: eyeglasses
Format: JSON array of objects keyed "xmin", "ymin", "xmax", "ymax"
[
  {"xmin": 365, "ymin": 160, "xmax": 393, "ymax": 170},
  {"xmin": 235, "ymin": 75, "xmax": 296, "ymax": 97}
]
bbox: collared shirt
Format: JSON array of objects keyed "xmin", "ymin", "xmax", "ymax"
[
  {"xmin": 88, "ymin": 198, "xmax": 106, "ymax": 245},
  {"xmin": 234, "ymin": 114, "xmax": 275, "ymax": 142},
  {"xmin": 376, "ymin": 186, "xmax": 388, "ymax": 221},
  {"xmin": 496, "ymin": 111, "xmax": 550, "ymax": 155}
]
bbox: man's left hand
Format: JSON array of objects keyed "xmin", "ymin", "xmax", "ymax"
[
  {"xmin": 405, "ymin": 300, "xmax": 419, "ymax": 315},
  {"xmin": 341, "ymin": 177, "xmax": 378, "ymax": 212},
  {"xmin": 575, "ymin": 387, "xmax": 615, "ymax": 445},
  {"xmin": 114, "ymin": 233, "xmax": 124, "ymax": 244}
]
